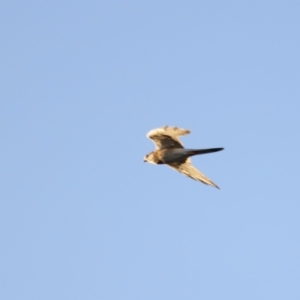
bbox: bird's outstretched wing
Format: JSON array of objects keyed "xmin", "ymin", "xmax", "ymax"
[
  {"xmin": 167, "ymin": 159, "xmax": 220, "ymax": 189},
  {"xmin": 146, "ymin": 126, "xmax": 190, "ymax": 150}
]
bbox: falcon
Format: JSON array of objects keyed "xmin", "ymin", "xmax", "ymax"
[{"xmin": 144, "ymin": 126, "xmax": 224, "ymax": 189}]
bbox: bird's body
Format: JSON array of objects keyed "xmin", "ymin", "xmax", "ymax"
[{"xmin": 144, "ymin": 126, "xmax": 223, "ymax": 189}]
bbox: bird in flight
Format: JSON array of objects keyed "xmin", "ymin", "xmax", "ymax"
[{"xmin": 144, "ymin": 126, "xmax": 224, "ymax": 189}]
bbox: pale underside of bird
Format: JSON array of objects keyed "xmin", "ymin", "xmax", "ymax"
[{"xmin": 144, "ymin": 126, "xmax": 224, "ymax": 189}]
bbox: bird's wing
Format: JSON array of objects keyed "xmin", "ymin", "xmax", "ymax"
[
  {"xmin": 146, "ymin": 126, "xmax": 190, "ymax": 150},
  {"xmin": 167, "ymin": 159, "xmax": 220, "ymax": 189}
]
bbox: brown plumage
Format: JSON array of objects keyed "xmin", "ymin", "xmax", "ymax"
[{"xmin": 144, "ymin": 126, "xmax": 223, "ymax": 189}]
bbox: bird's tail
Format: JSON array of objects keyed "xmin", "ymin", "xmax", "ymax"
[{"xmin": 187, "ymin": 148, "xmax": 224, "ymax": 156}]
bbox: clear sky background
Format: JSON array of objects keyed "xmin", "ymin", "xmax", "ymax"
[{"xmin": 1, "ymin": 1, "xmax": 300, "ymax": 299}]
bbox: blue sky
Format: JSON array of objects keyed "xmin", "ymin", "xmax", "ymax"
[{"xmin": 1, "ymin": 1, "xmax": 300, "ymax": 299}]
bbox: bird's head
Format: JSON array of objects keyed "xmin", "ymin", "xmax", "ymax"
[{"xmin": 143, "ymin": 152, "xmax": 156, "ymax": 164}]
